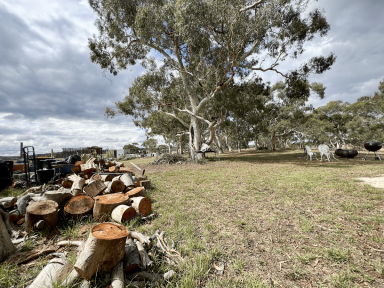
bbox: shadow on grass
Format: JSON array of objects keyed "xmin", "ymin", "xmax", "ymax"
[{"xmin": 219, "ymin": 148, "xmax": 384, "ymax": 169}]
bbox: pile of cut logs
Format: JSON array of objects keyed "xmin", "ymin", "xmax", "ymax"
[{"xmin": 0, "ymin": 158, "xmax": 180, "ymax": 287}]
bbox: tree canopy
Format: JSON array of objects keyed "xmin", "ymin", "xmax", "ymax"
[{"xmin": 90, "ymin": 0, "xmax": 336, "ymax": 158}]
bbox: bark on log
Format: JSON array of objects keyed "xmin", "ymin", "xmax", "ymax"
[
  {"xmin": 0, "ymin": 212, "xmax": 15, "ymax": 261},
  {"xmin": 28, "ymin": 257, "xmax": 73, "ymax": 288},
  {"xmin": 8, "ymin": 245, "xmax": 56, "ymax": 264},
  {"xmin": 0, "ymin": 207, "xmax": 13, "ymax": 234},
  {"xmin": 130, "ymin": 197, "xmax": 151, "ymax": 216},
  {"xmin": 93, "ymin": 194, "xmax": 129, "ymax": 222},
  {"xmin": 61, "ymin": 269, "xmax": 81, "ymax": 287},
  {"xmin": 80, "ymin": 163, "xmax": 97, "ymax": 174},
  {"xmin": 43, "ymin": 190, "xmax": 73, "ymax": 206},
  {"xmin": 101, "ymin": 174, "xmax": 114, "ymax": 182},
  {"xmin": 124, "ymin": 239, "xmax": 141, "ymax": 272},
  {"xmin": 103, "ymin": 181, "xmax": 112, "ymax": 194},
  {"xmin": 64, "ymin": 195, "xmax": 94, "ymax": 220},
  {"xmin": 83, "ymin": 180, "xmax": 107, "ymax": 197},
  {"xmin": 111, "ymin": 205, "xmax": 136, "ymax": 223},
  {"xmin": 109, "ymin": 166, "xmax": 119, "ymax": 173},
  {"xmin": 135, "ymin": 240, "xmax": 153, "ymax": 269},
  {"xmin": 25, "ymin": 200, "xmax": 59, "ymax": 232},
  {"xmin": 9, "ymin": 210, "xmax": 20, "ymax": 222},
  {"xmin": 0, "ymin": 197, "xmax": 17, "ymax": 209},
  {"xmin": 126, "ymin": 187, "xmax": 147, "ymax": 198},
  {"xmin": 111, "ymin": 262, "xmax": 124, "ymax": 288},
  {"xmin": 110, "ymin": 178, "xmax": 125, "ymax": 193},
  {"xmin": 119, "ymin": 174, "xmax": 135, "ymax": 190},
  {"xmin": 140, "ymin": 180, "xmax": 151, "ymax": 190},
  {"xmin": 74, "ymin": 223, "xmax": 129, "ymax": 280}
]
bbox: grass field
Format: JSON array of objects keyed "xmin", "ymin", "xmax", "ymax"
[{"xmin": 1, "ymin": 149, "xmax": 384, "ymax": 287}]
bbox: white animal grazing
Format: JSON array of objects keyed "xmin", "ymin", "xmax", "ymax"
[
  {"xmin": 305, "ymin": 145, "xmax": 318, "ymax": 161},
  {"xmin": 318, "ymin": 144, "xmax": 338, "ymax": 162}
]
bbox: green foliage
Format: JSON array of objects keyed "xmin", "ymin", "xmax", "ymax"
[{"xmin": 123, "ymin": 143, "xmax": 139, "ymax": 154}]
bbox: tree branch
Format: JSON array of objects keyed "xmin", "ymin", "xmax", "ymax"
[{"xmin": 240, "ymin": 0, "xmax": 265, "ymax": 13}]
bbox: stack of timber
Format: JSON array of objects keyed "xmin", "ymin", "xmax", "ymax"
[{"xmin": 0, "ymin": 158, "xmax": 176, "ymax": 286}]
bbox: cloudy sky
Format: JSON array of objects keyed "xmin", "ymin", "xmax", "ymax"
[{"xmin": 0, "ymin": 0, "xmax": 383, "ymax": 155}]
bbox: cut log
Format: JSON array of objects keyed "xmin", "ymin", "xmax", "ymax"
[
  {"xmin": 109, "ymin": 166, "xmax": 119, "ymax": 173},
  {"xmin": 135, "ymin": 240, "xmax": 154, "ymax": 269},
  {"xmin": 119, "ymin": 167, "xmax": 135, "ymax": 175},
  {"xmin": 0, "ymin": 197, "xmax": 17, "ymax": 209},
  {"xmin": 90, "ymin": 173, "xmax": 102, "ymax": 181},
  {"xmin": 86, "ymin": 157, "xmax": 96, "ymax": 164},
  {"xmin": 74, "ymin": 223, "xmax": 129, "ymax": 280},
  {"xmin": 57, "ymin": 240, "xmax": 84, "ymax": 247},
  {"xmin": 79, "ymin": 173, "xmax": 92, "ymax": 180},
  {"xmin": 111, "ymin": 178, "xmax": 125, "ymax": 193},
  {"xmin": 80, "ymin": 163, "xmax": 97, "ymax": 174},
  {"xmin": 71, "ymin": 166, "xmax": 81, "ymax": 174},
  {"xmin": 43, "ymin": 190, "xmax": 73, "ymax": 206},
  {"xmin": 75, "ymin": 160, "xmax": 85, "ymax": 166},
  {"xmin": 9, "ymin": 210, "xmax": 20, "ymax": 222},
  {"xmin": 140, "ymin": 180, "xmax": 151, "ymax": 189},
  {"xmin": 119, "ymin": 174, "xmax": 135, "ymax": 190},
  {"xmin": 93, "ymin": 194, "xmax": 129, "ymax": 222},
  {"xmin": 111, "ymin": 205, "xmax": 136, "ymax": 223},
  {"xmin": 130, "ymin": 197, "xmax": 151, "ymax": 216},
  {"xmin": 62, "ymin": 180, "xmax": 73, "ymax": 189},
  {"xmin": 126, "ymin": 187, "xmax": 147, "ymax": 198},
  {"xmin": 29, "ymin": 257, "xmax": 73, "ymax": 288},
  {"xmin": 16, "ymin": 194, "xmax": 33, "ymax": 217},
  {"xmin": 64, "ymin": 195, "xmax": 94, "ymax": 220},
  {"xmin": 111, "ymin": 262, "xmax": 124, "ymax": 288},
  {"xmin": 25, "ymin": 200, "xmax": 59, "ymax": 232},
  {"xmin": 101, "ymin": 174, "xmax": 114, "ymax": 182},
  {"xmin": 0, "ymin": 212, "xmax": 15, "ymax": 261},
  {"xmin": 83, "ymin": 180, "xmax": 107, "ymax": 197},
  {"xmin": 70, "ymin": 175, "xmax": 85, "ymax": 195},
  {"xmin": 124, "ymin": 239, "xmax": 141, "ymax": 272},
  {"xmin": 0, "ymin": 207, "xmax": 13, "ymax": 234}
]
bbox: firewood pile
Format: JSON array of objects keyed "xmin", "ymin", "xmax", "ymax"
[
  {"xmin": 0, "ymin": 157, "xmax": 181, "ymax": 287},
  {"xmin": 149, "ymin": 154, "xmax": 190, "ymax": 165}
]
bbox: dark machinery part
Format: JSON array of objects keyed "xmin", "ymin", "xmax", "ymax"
[
  {"xmin": 363, "ymin": 141, "xmax": 382, "ymax": 160},
  {"xmin": 335, "ymin": 149, "xmax": 358, "ymax": 158},
  {"xmin": 23, "ymin": 146, "xmax": 38, "ymax": 185},
  {"xmin": 0, "ymin": 160, "xmax": 13, "ymax": 191}
]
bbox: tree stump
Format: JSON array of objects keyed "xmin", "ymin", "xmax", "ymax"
[
  {"xmin": 74, "ymin": 223, "xmax": 129, "ymax": 280},
  {"xmin": 111, "ymin": 205, "xmax": 136, "ymax": 223},
  {"xmin": 101, "ymin": 174, "xmax": 114, "ymax": 182},
  {"xmin": 25, "ymin": 200, "xmax": 59, "ymax": 232},
  {"xmin": 83, "ymin": 180, "xmax": 107, "ymax": 197},
  {"xmin": 130, "ymin": 197, "xmax": 151, "ymax": 216},
  {"xmin": 0, "ymin": 213, "xmax": 14, "ymax": 261},
  {"xmin": 140, "ymin": 180, "xmax": 151, "ymax": 189},
  {"xmin": 64, "ymin": 195, "xmax": 94, "ymax": 220},
  {"xmin": 93, "ymin": 194, "xmax": 130, "ymax": 222},
  {"xmin": 126, "ymin": 187, "xmax": 147, "ymax": 198}
]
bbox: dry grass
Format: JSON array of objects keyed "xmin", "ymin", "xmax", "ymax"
[
  {"xmin": 131, "ymin": 149, "xmax": 384, "ymax": 287},
  {"xmin": 2, "ymin": 149, "xmax": 384, "ymax": 287}
]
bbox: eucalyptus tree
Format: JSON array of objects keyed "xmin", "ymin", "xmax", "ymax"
[{"xmin": 91, "ymin": 0, "xmax": 336, "ymax": 158}]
